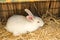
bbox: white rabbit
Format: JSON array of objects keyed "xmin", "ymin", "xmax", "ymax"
[{"xmin": 5, "ymin": 9, "xmax": 44, "ymax": 36}]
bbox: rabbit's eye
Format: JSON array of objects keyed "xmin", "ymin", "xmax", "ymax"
[{"xmin": 37, "ymin": 21, "xmax": 40, "ymax": 23}]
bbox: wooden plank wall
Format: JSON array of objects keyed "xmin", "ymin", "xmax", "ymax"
[
  {"xmin": 0, "ymin": 0, "xmax": 59, "ymax": 3},
  {"xmin": 0, "ymin": 1, "xmax": 60, "ymax": 23},
  {"xmin": 50, "ymin": 1, "xmax": 60, "ymax": 17}
]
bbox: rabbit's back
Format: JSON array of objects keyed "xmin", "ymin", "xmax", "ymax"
[
  {"xmin": 7, "ymin": 15, "xmax": 28, "ymax": 25},
  {"xmin": 5, "ymin": 15, "xmax": 27, "ymax": 33}
]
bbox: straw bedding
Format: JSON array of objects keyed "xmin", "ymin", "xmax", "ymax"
[{"xmin": 0, "ymin": 15, "xmax": 60, "ymax": 40}]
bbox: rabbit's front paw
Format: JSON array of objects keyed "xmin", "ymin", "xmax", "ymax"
[{"xmin": 13, "ymin": 32, "xmax": 20, "ymax": 36}]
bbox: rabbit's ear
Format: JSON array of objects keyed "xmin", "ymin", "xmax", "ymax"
[
  {"xmin": 25, "ymin": 9, "xmax": 34, "ymax": 17},
  {"xmin": 26, "ymin": 16, "xmax": 33, "ymax": 21}
]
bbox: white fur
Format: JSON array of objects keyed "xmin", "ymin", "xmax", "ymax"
[
  {"xmin": 5, "ymin": 9, "xmax": 44, "ymax": 36},
  {"xmin": 5, "ymin": 15, "xmax": 44, "ymax": 36}
]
